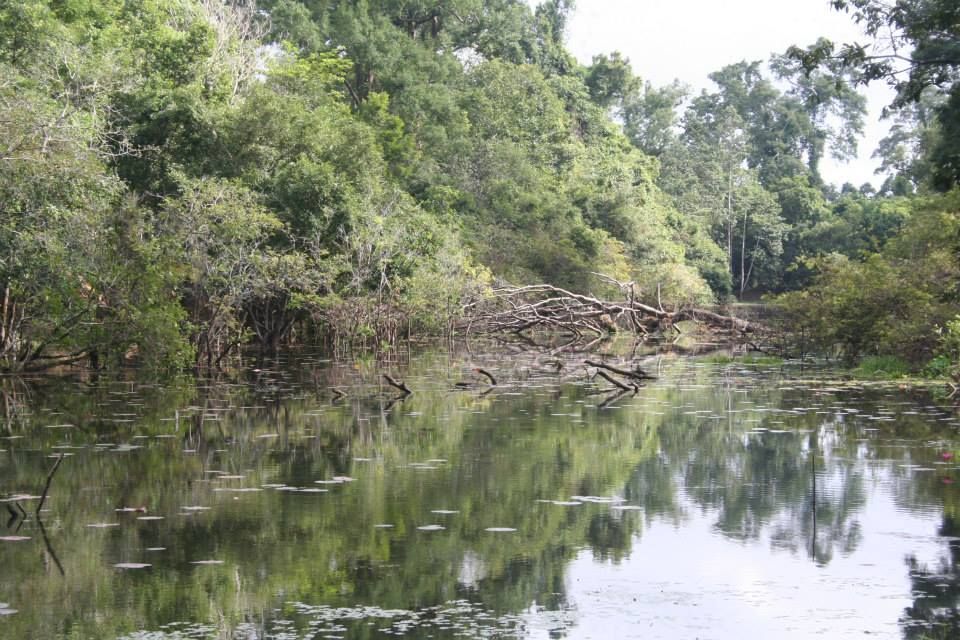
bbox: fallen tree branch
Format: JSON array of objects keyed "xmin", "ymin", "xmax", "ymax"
[
  {"xmin": 585, "ymin": 359, "xmax": 656, "ymax": 381},
  {"xmin": 594, "ymin": 369, "xmax": 635, "ymax": 392},
  {"xmin": 382, "ymin": 374, "xmax": 412, "ymax": 395},
  {"xmin": 465, "ymin": 281, "xmax": 763, "ymax": 342}
]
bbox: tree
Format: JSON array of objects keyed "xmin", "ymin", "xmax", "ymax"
[
  {"xmin": 771, "ymin": 42, "xmax": 867, "ymax": 181},
  {"xmin": 584, "ymin": 51, "xmax": 639, "ymax": 110},
  {"xmin": 778, "ymin": 191, "xmax": 960, "ymax": 363},
  {"xmin": 621, "ymin": 80, "xmax": 688, "ymax": 157},
  {"xmin": 788, "ymin": 0, "xmax": 960, "ymax": 189}
]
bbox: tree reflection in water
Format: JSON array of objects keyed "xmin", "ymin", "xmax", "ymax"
[{"xmin": 0, "ymin": 353, "xmax": 956, "ymax": 639}]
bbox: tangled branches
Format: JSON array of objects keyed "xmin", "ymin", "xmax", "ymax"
[{"xmin": 466, "ymin": 282, "xmax": 760, "ymax": 341}]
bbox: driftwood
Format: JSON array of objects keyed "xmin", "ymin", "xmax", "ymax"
[
  {"xmin": 585, "ymin": 359, "xmax": 656, "ymax": 381},
  {"xmin": 382, "ymin": 374, "xmax": 412, "ymax": 395},
  {"xmin": 466, "ymin": 283, "xmax": 761, "ymax": 340},
  {"xmin": 595, "ymin": 370, "xmax": 635, "ymax": 392}
]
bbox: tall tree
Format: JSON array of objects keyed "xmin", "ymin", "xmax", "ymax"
[{"xmin": 788, "ymin": 0, "xmax": 960, "ymax": 189}]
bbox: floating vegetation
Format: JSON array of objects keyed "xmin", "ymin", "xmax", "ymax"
[
  {"xmin": 114, "ymin": 563, "xmax": 151, "ymax": 570},
  {"xmin": 190, "ymin": 560, "xmax": 224, "ymax": 565},
  {"xmin": 0, "ymin": 536, "xmax": 30, "ymax": 542},
  {"xmin": 288, "ymin": 600, "xmax": 523, "ymax": 638},
  {"xmin": 86, "ymin": 523, "xmax": 120, "ymax": 528},
  {"xmin": 484, "ymin": 527, "xmax": 517, "ymax": 532},
  {"xmin": 416, "ymin": 524, "xmax": 445, "ymax": 531}
]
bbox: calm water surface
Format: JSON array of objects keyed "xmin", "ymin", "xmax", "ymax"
[{"xmin": 1, "ymin": 347, "xmax": 959, "ymax": 639}]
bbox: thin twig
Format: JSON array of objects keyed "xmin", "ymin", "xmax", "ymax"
[{"xmin": 35, "ymin": 454, "xmax": 64, "ymax": 516}]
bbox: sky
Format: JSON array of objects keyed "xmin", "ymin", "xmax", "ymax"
[{"xmin": 561, "ymin": 0, "xmax": 897, "ymax": 188}]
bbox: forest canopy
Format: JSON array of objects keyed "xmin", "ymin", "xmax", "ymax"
[{"xmin": 0, "ymin": 0, "xmax": 957, "ymax": 375}]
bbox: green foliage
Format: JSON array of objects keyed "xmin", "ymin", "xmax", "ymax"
[
  {"xmin": 621, "ymin": 80, "xmax": 687, "ymax": 157},
  {"xmin": 853, "ymin": 355, "xmax": 912, "ymax": 378},
  {"xmin": 928, "ymin": 315, "xmax": 960, "ymax": 379},
  {"xmin": 778, "ymin": 191, "xmax": 960, "ymax": 363},
  {"xmin": 789, "ymin": 0, "xmax": 960, "ymax": 190},
  {"xmin": 584, "ymin": 51, "xmax": 639, "ymax": 109}
]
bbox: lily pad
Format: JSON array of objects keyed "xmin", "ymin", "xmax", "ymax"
[
  {"xmin": 114, "ymin": 563, "xmax": 151, "ymax": 570},
  {"xmin": 0, "ymin": 536, "xmax": 31, "ymax": 542},
  {"xmin": 417, "ymin": 524, "xmax": 445, "ymax": 531},
  {"xmin": 484, "ymin": 527, "xmax": 517, "ymax": 533}
]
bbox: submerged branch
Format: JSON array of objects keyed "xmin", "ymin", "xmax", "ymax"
[
  {"xmin": 594, "ymin": 369, "xmax": 635, "ymax": 391},
  {"xmin": 36, "ymin": 454, "xmax": 64, "ymax": 516},
  {"xmin": 382, "ymin": 374, "xmax": 412, "ymax": 395},
  {"xmin": 584, "ymin": 359, "xmax": 656, "ymax": 381}
]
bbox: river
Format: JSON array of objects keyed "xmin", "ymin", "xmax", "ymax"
[{"xmin": 1, "ymin": 344, "xmax": 958, "ymax": 639}]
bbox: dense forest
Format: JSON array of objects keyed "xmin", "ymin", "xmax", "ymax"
[{"xmin": 0, "ymin": 0, "xmax": 957, "ymax": 376}]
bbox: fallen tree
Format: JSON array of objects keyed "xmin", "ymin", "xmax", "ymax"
[{"xmin": 464, "ymin": 281, "xmax": 762, "ymax": 341}]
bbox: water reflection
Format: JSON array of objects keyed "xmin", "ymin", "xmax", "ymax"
[
  {"xmin": 0, "ymin": 350, "xmax": 958, "ymax": 638},
  {"xmin": 901, "ymin": 515, "xmax": 960, "ymax": 639}
]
